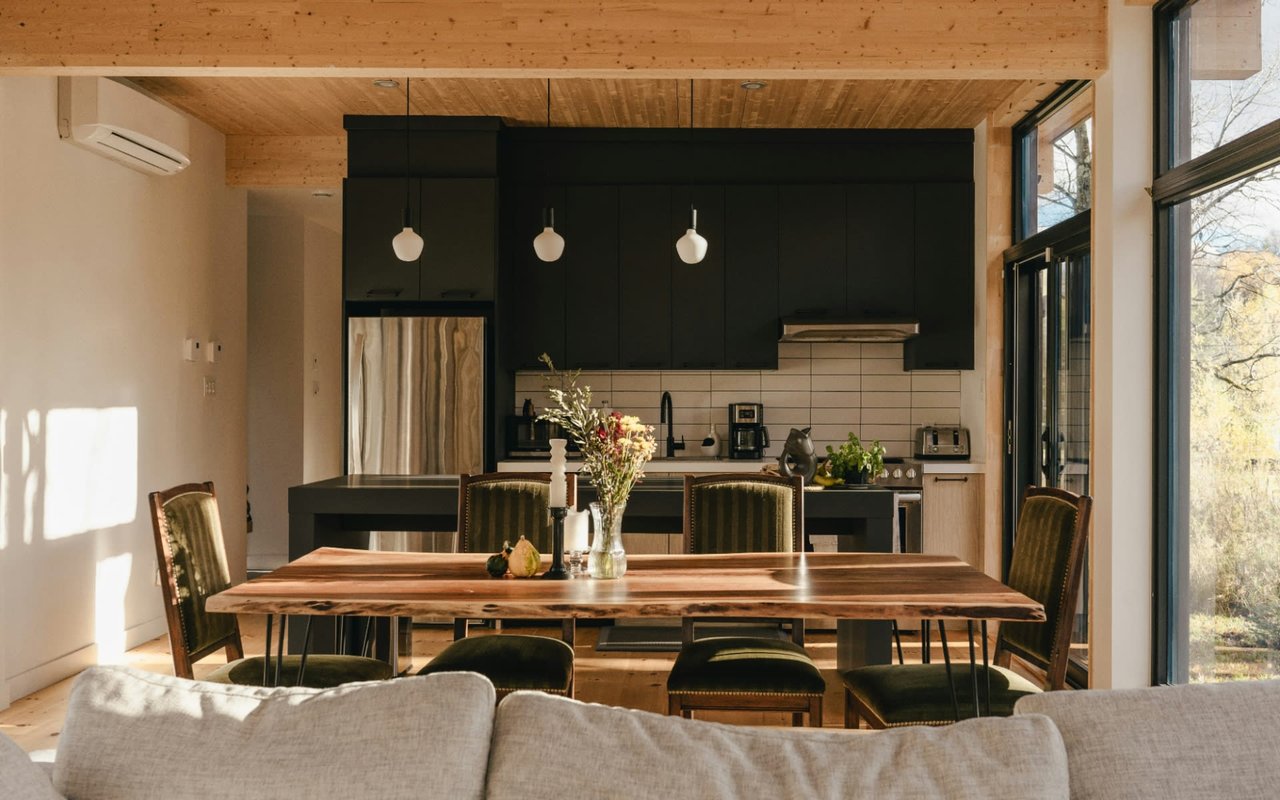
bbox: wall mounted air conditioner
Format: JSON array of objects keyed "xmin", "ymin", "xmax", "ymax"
[{"xmin": 57, "ymin": 77, "xmax": 191, "ymax": 176}]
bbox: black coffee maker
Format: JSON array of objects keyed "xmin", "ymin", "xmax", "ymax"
[{"xmin": 728, "ymin": 402, "xmax": 769, "ymax": 459}]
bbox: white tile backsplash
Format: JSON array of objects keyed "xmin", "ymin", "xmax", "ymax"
[{"xmin": 514, "ymin": 343, "xmax": 966, "ymax": 459}]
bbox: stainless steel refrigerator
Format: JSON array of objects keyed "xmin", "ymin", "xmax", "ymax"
[
  {"xmin": 347, "ymin": 315, "xmax": 486, "ymax": 658},
  {"xmin": 347, "ymin": 315, "xmax": 485, "ymax": 477}
]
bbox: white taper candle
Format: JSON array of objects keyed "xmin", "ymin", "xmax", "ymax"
[{"xmin": 548, "ymin": 438, "xmax": 568, "ymax": 508}]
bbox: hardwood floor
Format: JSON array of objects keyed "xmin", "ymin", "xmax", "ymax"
[{"xmin": 0, "ymin": 618, "xmax": 984, "ymax": 751}]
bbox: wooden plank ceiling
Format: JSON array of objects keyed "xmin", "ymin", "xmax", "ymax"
[
  {"xmin": 131, "ymin": 77, "xmax": 1041, "ymax": 135},
  {"xmin": 0, "ymin": 1, "xmax": 1106, "ymax": 79}
]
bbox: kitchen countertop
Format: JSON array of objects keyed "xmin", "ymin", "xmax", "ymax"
[{"xmin": 498, "ymin": 457, "xmax": 771, "ymax": 474}]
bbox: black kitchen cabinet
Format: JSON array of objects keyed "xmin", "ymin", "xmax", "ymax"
[
  {"xmin": 503, "ymin": 184, "xmax": 565, "ymax": 369},
  {"xmin": 670, "ymin": 186, "xmax": 725, "ymax": 369},
  {"xmin": 618, "ymin": 185, "xmax": 672, "ymax": 369},
  {"xmin": 846, "ymin": 184, "xmax": 916, "ymax": 318},
  {"xmin": 564, "ymin": 185, "xmax": 621, "ymax": 369},
  {"xmin": 724, "ymin": 186, "xmax": 780, "ymax": 369},
  {"xmin": 777, "ymin": 185, "xmax": 847, "ymax": 319},
  {"xmin": 905, "ymin": 182, "xmax": 975, "ymax": 370},
  {"xmin": 344, "ymin": 177, "xmax": 421, "ymax": 301},
  {"xmin": 345, "ymin": 177, "xmax": 497, "ymax": 302},
  {"xmin": 419, "ymin": 178, "xmax": 496, "ymax": 301}
]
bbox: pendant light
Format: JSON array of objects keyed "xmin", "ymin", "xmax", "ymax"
[
  {"xmin": 675, "ymin": 79, "xmax": 708, "ymax": 265},
  {"xmin": 532, "ymin": 79, "xmax": 565, "ymax": 262},
  {"xmin": 391, "ymin": 77, "xmax": 424, "ymax": 262}
]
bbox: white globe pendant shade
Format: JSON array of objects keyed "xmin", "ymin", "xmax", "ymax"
[
  {"xmin": 533, "ymin": 226, "xmax": 565, "ymax": 262},
  {"xmin": 675, "ymin": 207, "xmax": 707, "ymax": 264},
  {"xmin": 676, "ymin": 228, "xmax": 708, "ymax": 264},
  {"xmin": 392, "ymin": 226, "xmax": 424, "ymax": 261}
]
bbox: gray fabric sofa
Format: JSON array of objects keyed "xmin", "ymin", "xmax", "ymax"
[{"xmin": 2, "ymin": 665, "xmax": 1277, "ymax": 799}]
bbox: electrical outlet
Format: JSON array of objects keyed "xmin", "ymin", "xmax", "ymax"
[{"xmin": 203, "ymin": 376, "xmax": 216, "ymax": 397}]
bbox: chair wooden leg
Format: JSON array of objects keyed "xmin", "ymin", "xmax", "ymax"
[
  {"xmin": 844, "ymin": 688, "xmax": 859, "ymax": 729},
  {"xmin": 808, "ymin": 696, "xmax": 823, "ymax": 728},
  {"xmin": 561, "ymin": 619, "xmax": 576, "ymax": 648},
  {"xmin": 453, "ymin": 618, "xmax": 469, "ymax": 641},
  {"xmin": 681, "ymin": 618, "xmax": 696, "ymax": 646},
  {"xmin": 667, "ymin": 694, "xmax": 681, "ymax": 717},
  {"xmin": 792, "ymin": 712, "xmax": 804, "ymax": 727}
]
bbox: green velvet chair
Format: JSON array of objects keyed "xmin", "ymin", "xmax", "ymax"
[
  {"xmin": 666, "ymin": 473, "xmax": 825, "ymax": 727},
  {"xmin": 416, "ymin": 472, "xmax": 576, "ymax": 700},
  {"xmin": 149, "ymin": 482, "xmax": 393, "ymax": 688},
  {"xmin": 842, "ymin": 485, "xmax": 1092, "ymax": 728}
]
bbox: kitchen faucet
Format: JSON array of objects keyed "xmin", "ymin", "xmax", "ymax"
[{"xmin": 659, "ymin": 391, "xmax": 685, "ymax": 458}]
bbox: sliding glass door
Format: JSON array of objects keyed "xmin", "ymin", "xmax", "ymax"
[{"xmin": 1005, "ymin": 219, "xmax": 1092, "ymax": 683}]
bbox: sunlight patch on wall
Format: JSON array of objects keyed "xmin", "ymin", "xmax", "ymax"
[
  {"xmin": 95, "ymin": 552, "xmax": 133, "ymax": 664},
  {"xmin": 22, "ymin": 409, "xmax": 41, "ymax": 546},
  {"xmin": 43, "ymin": 407, "xmax": 138, "ymax": 540}
]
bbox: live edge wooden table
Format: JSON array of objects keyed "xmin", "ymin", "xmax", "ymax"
[{"xmin": 208, "ymin": 548, "xmax": 1044, "ymax": 674}]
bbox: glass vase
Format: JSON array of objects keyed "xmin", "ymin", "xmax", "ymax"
[{"xmin": 588, "ymin": 501, "xmax": 627, "ymax": 579}]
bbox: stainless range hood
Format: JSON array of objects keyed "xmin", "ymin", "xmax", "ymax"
[{"xmin": 779, "ymin": 319, "xmax": 920, "ymax": 343}]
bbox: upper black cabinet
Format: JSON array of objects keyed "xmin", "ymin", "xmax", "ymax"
[
  {"xmin": 847, "ymin": 184, "xmax": 916, "ymax": 319},
  {"xmin": 419, "ymin": 178, "xmax": 496, "ymax": 301},
  {"xmin": 344, "ymin": 177, "xmax": 496, "ymax": 302},
  {"xmin": 503, "ymin": 184, "xmax": 566, "ymax": 369},
  {"xmin": 724, "ymin": 186, "xmax": 780, "ymax": 369},
  {"xmin": 618, "ymin": 185, "xmax": 673, "ymax": 369},
  {"xmin": 905, "ymin": 183, "xmax": 974, "ymax": 370},
  {"xmin": 344, "ymin": 177, "xmax": 421, "ymax": 301},
  {"xmin": 778, "ymin": 185, "xmax": 847, "ymax": 319},
  {"xmin": 670, "ymin": 186, "xmax": 726, "ymax": 369},
  {"xmin": 564, "ymin": 185, "xmax": 621, "ymax": 370}
]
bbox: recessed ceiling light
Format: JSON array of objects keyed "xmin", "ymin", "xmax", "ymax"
[
  {"xmin": 740, "ymin": 80, "xmax": 767, "ymax": 91},
  {"xmin": 372, "ymin": 79, "xmax": 400, "ymax": 89},
  {"xmin": 311, "ymin": 190, "xmax": 334, "ymax": 198}
]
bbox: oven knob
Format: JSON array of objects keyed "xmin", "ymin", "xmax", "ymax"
[
  {"xmin": 892, "ymin": 468, "xmax": 903, "ymax": 479},
  {"xmin": 906, "ymin": 468, "xmax": 917, "ymax": 479}
]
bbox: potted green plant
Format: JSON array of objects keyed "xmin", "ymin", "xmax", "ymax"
[{"xmin": 822, "ymin": 433, "xmax": 886, "ymax": 485}]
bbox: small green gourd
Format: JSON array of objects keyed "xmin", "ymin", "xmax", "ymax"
[{"xmin": 485, "ymin": 541, "xmax": 513, "ymax": 578}]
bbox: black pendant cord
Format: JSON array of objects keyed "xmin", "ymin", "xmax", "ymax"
[
  {"xmin": 403, "ymin": 77, "xmax": 411, "ymax": 226},
  {"xmin": 688, "ymin": 78, "xmax": 696, "ymax": 229},
  {"xmin": 544, "ymin": 78, "xmax": 552, "ymax": 223}
]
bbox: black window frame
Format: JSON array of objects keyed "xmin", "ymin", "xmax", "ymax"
[
  {"xmin": 1153, "ymin": 0, "xmax": 1280, "ymax": 685},
  {"xmin": 1013, "ymin": 80, "xmax": 1095, "ymax": 242}
]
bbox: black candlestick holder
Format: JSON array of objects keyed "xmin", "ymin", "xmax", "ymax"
[{"xmin": 542, "ymin": 506, "xmax": 570, "ymax": 580}]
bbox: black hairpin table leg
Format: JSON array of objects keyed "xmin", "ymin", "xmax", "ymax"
[
  {"xmin": 938, "ymin": 621, "xmax": 960, "ymax": 722},
  {"xmin": 262, "ymin": 615, "xmax": 273, "ymax": 687},
  {"xmin": 967, "ymin": 620, "xmax": 980, "ymax": 718}
]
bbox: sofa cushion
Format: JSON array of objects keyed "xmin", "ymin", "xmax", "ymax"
[
  {"xmin": 488, "ymin": 691, "xmax": 1069, "ymax": 800},
  {"xmin": 1016, "ymin": 679, "xmax": 1280, "ymax": 800},
  {"xmin": 0, "ymin": 731, "xmax": 65, "ymax": 800},
  {"xmin": 54, "ymin": 665, "xmax": 495, "ymax": 800}
]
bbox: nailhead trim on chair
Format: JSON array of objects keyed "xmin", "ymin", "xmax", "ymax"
[{"xmin": 668, "ymin": 690, "xmax": 824, "ymax": 698}]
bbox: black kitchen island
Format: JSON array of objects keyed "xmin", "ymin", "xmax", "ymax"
[{"xmin": 286, "ymin": 474, "xmax": 896, "ymax": 670}]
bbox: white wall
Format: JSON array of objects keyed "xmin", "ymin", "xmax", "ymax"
[
  {"xmin": 1092, "ymin": 2, "xmax": 1155, "ymax": 688},
  {"xmin": 246, "ymin": 191, "xmax": 342, "ymax": 570},
  {"xmin": 0, "ymin": 77, "xmax": 248, "ymax": 706}
]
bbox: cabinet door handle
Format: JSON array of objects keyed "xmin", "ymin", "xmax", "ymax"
[
  {"xmin": 365, "ymin": 288, "xmax": 404, "ymax": 298},
  {"xmin": 680, "ymin": 361, "xmax": 718, "ymax": 369},
  {"xmin": 793, "ymin": 308, "xmax": 828, "ymax": 318},
  {"xmin": 931, "ymin": 475, "xmax": 970, "ymax": 483},
  {"xmin": 439, "ymin": 289, "xmax": 478, "ymax": 300},
  {"xmin": 625, "ymin": 361, "xmax": 663, "ymax": 369},
  {"xmin": 575, "ymin": 362, "xmax": 609, "ymax": 370}
]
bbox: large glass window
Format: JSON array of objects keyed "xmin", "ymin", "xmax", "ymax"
[
  {"xmin": 1183, "ymin": 164, "xmax": 1280, "ymax": 681},
  {"xmin": 1016, "ymin": 85, "xmax": 1094, "ymax": 239},
  {"xmin": 1170, "ymin": 0, "xmax": 1280, "ymax": 166},
  {"xmin": 1157, "ymin": 0, "xmax": 1280, "ymax": 685}
]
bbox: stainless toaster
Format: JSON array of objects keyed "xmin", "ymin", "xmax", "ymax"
[{"xmin": 915, "ymin": 425, "xmax": 970, "ymax": 460}]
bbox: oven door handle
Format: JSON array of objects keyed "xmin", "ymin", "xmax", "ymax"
[{"xmin": 894, "ymin": 492, "xmax": 922, "ymax": 503}]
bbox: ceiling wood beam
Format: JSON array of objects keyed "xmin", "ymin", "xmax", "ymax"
[
  {"xmin": 225, "ymin": 135, "xmax": 345, "ymax": 187},
  {"xmin": 1, "ymin": 1, "xmax": 1106, "ymax": 80}
]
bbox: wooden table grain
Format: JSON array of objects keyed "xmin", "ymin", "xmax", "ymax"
[{"xmin": 208, "ymin": 547, "xmax": 1044, "ymax": 624}]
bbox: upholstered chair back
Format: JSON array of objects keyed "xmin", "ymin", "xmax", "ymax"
[
  {"xmin": 459, "ymin": 473, "xmax": 577, "ymax": 555},
  {"xmin": 683, "ymin": 474, "xmax": 803, "ymax": 554},
  {"xmin": 149, "ymin": 483, "xmax": 238, "ymax": 674},
  {"xmin": 998, "ymin": 486, "xmax": 1092, "ymax": 689}
]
